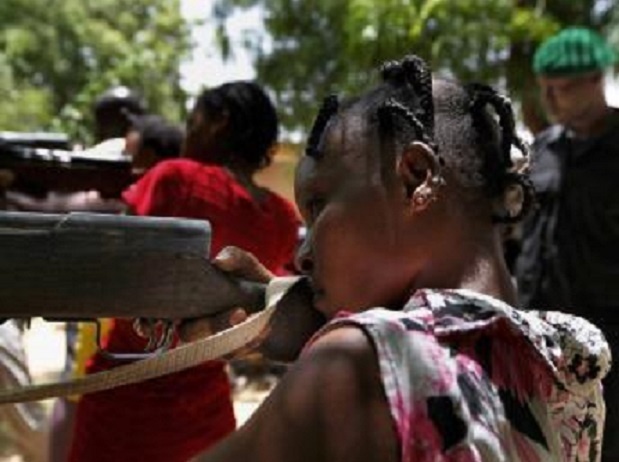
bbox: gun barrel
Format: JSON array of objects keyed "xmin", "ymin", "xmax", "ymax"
[
  {"xmin": 0, "ymin": 138, "xmax": 136, "ymax": 197},
  {"xmin": 0, "ymin": 211, "xmax": 266, "ymax": 320}
]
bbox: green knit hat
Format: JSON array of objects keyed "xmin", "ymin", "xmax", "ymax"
[{"xmin": 533, "ymin": 27, "xmax": 617, "ymax": 76}]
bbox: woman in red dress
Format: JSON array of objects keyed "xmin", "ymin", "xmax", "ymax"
[{"xmin": 69, "ymin": 81, "xmax": 300, "ymax": 462}]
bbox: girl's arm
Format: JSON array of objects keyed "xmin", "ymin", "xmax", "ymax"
[{"xmin": 203, "ymin": 325, "xmax": 399, "ymax": 462}]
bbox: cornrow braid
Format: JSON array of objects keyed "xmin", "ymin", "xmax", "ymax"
[
  {"xmin": 377, "ymin": 55, "xmax": 444, "ymax": 173},
  {"xmin": 306, "ymin": 95, "xmax": 339, "ymax": 159},
  {"xmin": 465, "ymin": 83, "xmax": 536, "ymax": 223},
  {"xmin": 467, "ymin": 83, "xmax": 513, "ymax": 190},
  {"xmin": 402, "ymin": 56, "xmax": 435, "ymax": 136},
  {"xmin": 377, "ymin": 99, "xmax": 439, "ymax": 156},
  {"xmin": 380, "ymin": 55, "xmax": 435, "ymax": 137},
  {"xmin": 494, "ymin": 172, "xmax": 537, "ymax": 224}
]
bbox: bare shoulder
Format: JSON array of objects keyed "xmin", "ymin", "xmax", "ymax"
[
  {"xmin": 252, "ymin": 325, "xmax": 381, "ymax": 418},
  {"xmin": 223, "ymin": 325, "xmax": 399, "ymax": 462},
  {"xmin": 282, "ymin": 325, "xmax": 380, "ymax": 410},
  {"xmin": 299, "ymin": 324, "xmax": 378, "ymax": 373},
  {"xmin": 309, "ymin": 323, "xmax": 375, "ymax": 350}
]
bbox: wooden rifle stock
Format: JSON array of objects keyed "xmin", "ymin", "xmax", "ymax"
[{"xmin": 0, "ymin": 211, "xmax": 266, "ymax": 321}]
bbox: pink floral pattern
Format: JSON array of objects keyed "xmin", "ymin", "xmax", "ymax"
[{"xmin": 318, "ymin": 289, "xmax": 610, "ymax": 461}]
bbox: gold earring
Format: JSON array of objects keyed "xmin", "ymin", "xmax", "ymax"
[
  {"xmin": 413, "ymin": 193, "xmax": 427, "ymax": 207},
  {"xmin": 429, "ymin": 174, "xmax": 445, "ymax": 189},
  {"xmin": 413, "ymin": 186, "xmax": 433, "ymax": 208}
]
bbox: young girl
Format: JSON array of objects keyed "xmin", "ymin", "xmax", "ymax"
[{"xmin": 186, "ymin": 54, "xmax": 610, "ymax": 461}]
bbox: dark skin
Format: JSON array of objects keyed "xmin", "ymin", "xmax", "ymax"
[
  {"xmin": 293, "ymin": 107, "xmax": 517, "ymax": 318},
  {"xmin": 185, "ymin": 96, "xmax": 517, "ymax": 461},
  {"xmin": 203, "ymin": 325, "xmax": 397, "ymax": 462}
]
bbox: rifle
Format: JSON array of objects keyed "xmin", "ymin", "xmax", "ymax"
[
  {"xmin": 0, "ymin": 131, "xmax": 137, "ymax": 198},
  {"xmin": 0, "ymin": 211, "xmax": 267, "ymax": 359}
]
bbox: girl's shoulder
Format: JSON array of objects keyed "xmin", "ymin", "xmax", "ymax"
[
  {"xmin": 415, "ymin": 289, "xmax": 610, "ymax": 391},
  {"xmin": 313, "ymin": 289, "xmax": 609, "ymax": 460},
  {"xmin": 318, "ymin": 288, "xmax": 610, "ymax": 399}
]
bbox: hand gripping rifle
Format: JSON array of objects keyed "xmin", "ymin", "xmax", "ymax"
[
  {"xmin": 0, "ymin": 211, "xmax": 325, "ymax": 403},
  {"xmin": 0, "ymin": 211, "xmax": 267, "ymax": 359}
]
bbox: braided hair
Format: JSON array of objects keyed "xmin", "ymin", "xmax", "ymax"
[
  {"xmin": 195, "ymin": 81, "xmax": 279, "ymax": 171},
  {"xmin": 305, "ymin": 54, "xmax": 535, "ymax": 224},
  {"xmin": 434, "ymin": 80, "xmax": 535, "ymax": 223},
  {"xmin": 306, "ymin": 55, "xmax": 436, "ymax": 160}
]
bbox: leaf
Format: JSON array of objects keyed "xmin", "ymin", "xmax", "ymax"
[
  {"xmin": 0, "ymin": 0, "xmax": 192, "ymax": 143},
  {"xmin": 211, "ymin": 0, "xmax": 607, "ymax": 136}
]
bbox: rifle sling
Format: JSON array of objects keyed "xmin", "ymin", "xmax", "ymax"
[{"xmin": 0, "ymin": 277, "xmax": 299, "ymax": 404}]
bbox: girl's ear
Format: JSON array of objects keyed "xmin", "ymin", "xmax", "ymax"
[{"xmin": 396, "ymin": 141, "xmax": 443, "ymax": 212}]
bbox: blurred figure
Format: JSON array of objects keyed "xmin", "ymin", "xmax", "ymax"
[
  {"xmin": 44, "ymin": 113, "xmax": 183, "ymax": 462},
  {"xmin": 0, "ymin": 170, "xmax": 47, "ymax": 461},
  {"xmin": 514, "ymin": 27, "xmax": 619, "ymax": 461},
  {"xmin": 125, "ymin": 114, "xmax": 184, "ymax": 174},
  {"xmin": 5, "ymin": 86, "xmax": 146, "ymax": 213},
  {"xmin": 0, "ymin": 168, "xmax": 14, "ymax": 210},
  {"xmin": 93, "ymin": 86, "xmax": 146, "ymax": 144},
  {"xmin": 6, "ymin": 114, "xmax": 183, "ymax": 213},
  {"xmin": 69, "ymin": 81, "xmax": 300, "ymax": 462},
  {"xmin": 0, "ymin": 320, "xmax": 48, "ymax": 462}
]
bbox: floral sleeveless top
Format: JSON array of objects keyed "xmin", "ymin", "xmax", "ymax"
[{"xmin": 316, "ymin": 289, "xmax": 610, "ymax": 462}]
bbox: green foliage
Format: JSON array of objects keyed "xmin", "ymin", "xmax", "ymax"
[
  {"xmin": 213, "ymin": 0, "xmax": 612, "ymax": 135},
  {"xmin": 0, "ymin": 0, "xmax": 192, "ymax": 144},
  {"xmin": 0, "ymin": 54, "xmax": 52, "ymax": 131}
]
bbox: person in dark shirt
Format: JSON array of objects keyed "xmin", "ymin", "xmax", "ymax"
[{"xmin": 514, "ymin": 27, "xmax": 619, "ymax": 461}]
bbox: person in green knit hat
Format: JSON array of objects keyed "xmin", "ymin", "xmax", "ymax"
[{"xmin": 515, "ymin": 26, "xmax": 619, "ymax": 461}]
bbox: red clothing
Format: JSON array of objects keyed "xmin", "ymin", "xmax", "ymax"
[
  {"xmin": 122, "ymin": 159, "xmax": 299, "ymax": 273},
  {"xmin": 70, "ymin": 158, "xmax": 300, "ymax": 462}
]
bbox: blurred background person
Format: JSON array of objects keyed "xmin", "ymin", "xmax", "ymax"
[
  {"xmin": 43, "ymin": 112, "xmax": 184, "ymax": 462},
  {"xmin": 125, "ymin": 114, "xmax": 184, "ymax": 175},
  {"xmin": 92, "ymin": 86, "xmax": 147, "ymax": 145},
  {"xmin": 514, "ymin": 26, "xmax": 619, "ymax": 461},
  {"xmin": 0, "ymin": 321, "xmax": 48, "ymax": 462},
  {"xmin": 69, "ymin": 81, "xmax": 300, "ymax": 462},
  {"xmin": 5, "ymin": 87, "xmax": 150, "ymax": 213},
  {"xmin": 6, "ymin": 113, "xmax": 183, "ymax": 213}
]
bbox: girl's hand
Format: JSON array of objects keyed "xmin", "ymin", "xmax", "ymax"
[
  {"xmin": 210, "ymin": 246, "xmax": 274, "ymax": 285},
  {"xmin": 176, "ymin": 246, "xmax": 274, "ymax": 344}
]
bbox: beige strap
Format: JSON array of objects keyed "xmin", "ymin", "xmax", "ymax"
[{"xmin": 0, "ymin": 276, "xmax": 300, "ymax": 405}]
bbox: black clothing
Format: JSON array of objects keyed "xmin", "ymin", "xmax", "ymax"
[
  {"xmin": 517, "ymin": 111, "xmax": 619, "ymax": 312},
  {"xmin": 515, "ymin": 109, "xmax": 619, "ymax": 460}
]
